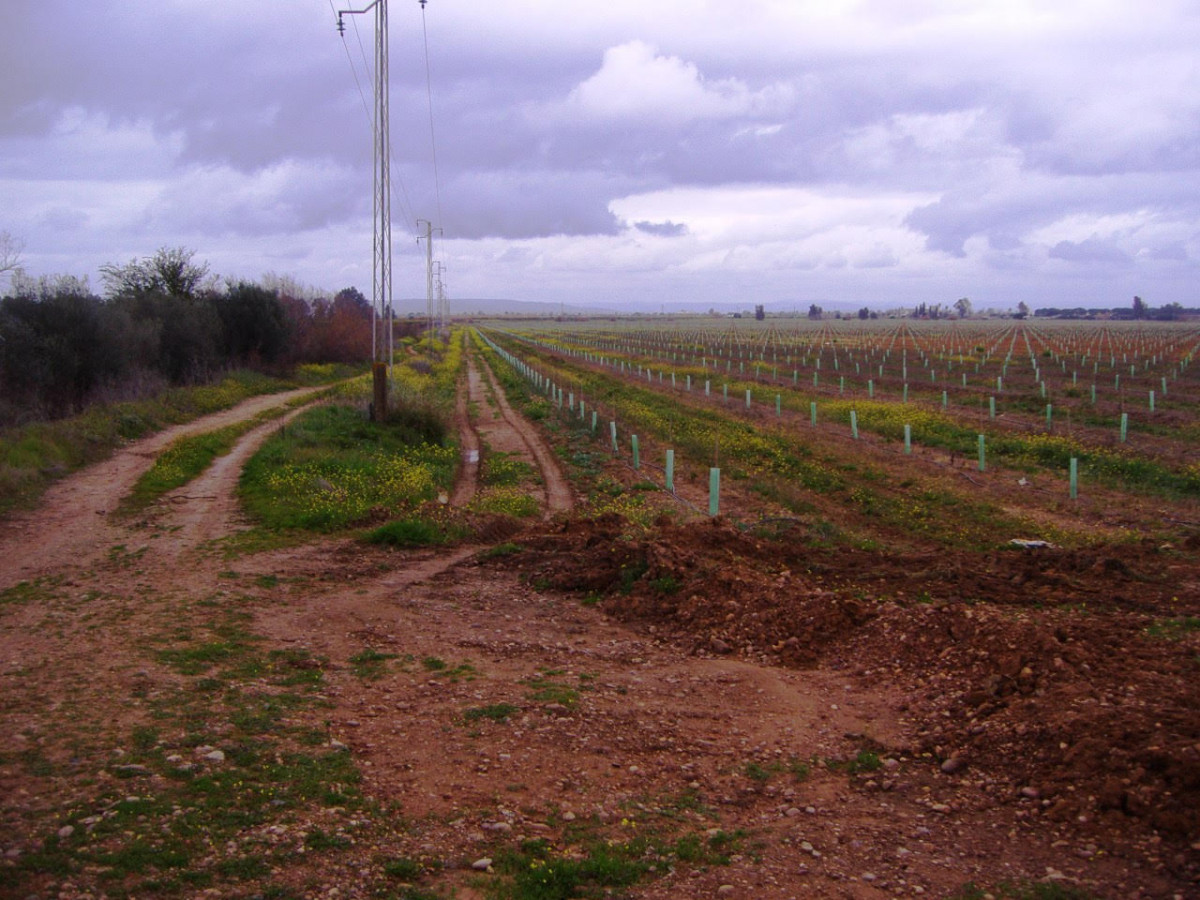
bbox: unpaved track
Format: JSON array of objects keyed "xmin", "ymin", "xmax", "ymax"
[
  {"xmin": 0, "ymin": 386, "xmax": 326, "ymax": 589},
  {"xmin": 449, "ymin": 363, "xmax": 482, "ymax": 508},
  {"xmin": 475, "ymin": 352, "xmax": 573, "ymax": 516}
]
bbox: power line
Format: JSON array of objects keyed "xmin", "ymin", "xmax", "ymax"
[
  {"xmin": 420, "ymin": 3, "xmax": 444, "ymax": 231},
  {"xmin": 327, "ymin": 0, "xmax": 372, "ymax": 125},
  {"xmin": 331, "ymin": 0, "xmax": 419, "ymax": 238}
]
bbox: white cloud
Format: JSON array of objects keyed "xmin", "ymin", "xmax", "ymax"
[{"xmin": 565, "ymin": 41, "xmax": 790, "ymax": 125}]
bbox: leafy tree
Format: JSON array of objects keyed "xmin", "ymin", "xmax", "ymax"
[
  {"xmin": 1015, "ymin": 301, "xmax": 1030, "ymax": 319},
  {"xmin": 1132, "ymin": 295, "xmax": 1149, "ymax": 319},
  {"xmin": 754, "ymin": 304, "xmax": 765, "ymax": 321},
  {"xmin": 857, "ymin": 307, "xmax": 870, "ymax": 320},
  {"xmin": 0, "ymin": 286, "xmax": 126, "ymax": 418},
  {"xmin": 212, "ymin": 282, "xmax": 290, "ymax": 365},
  {"xmin": 807, "ymin": 304, "xmax": 823, "ymax": 320},
  {"xmin": 954, "ymin": 297, "xmax": 972, "ymax": 318}
]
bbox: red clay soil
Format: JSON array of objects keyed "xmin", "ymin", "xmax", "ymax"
[{"xmin": 0, "ymin": 364, "xmax": 1197, "ymax": 900}]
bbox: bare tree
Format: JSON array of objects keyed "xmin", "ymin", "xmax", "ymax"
[
  {"xmin": 0, "ymin": 231, "xmax": 24, "ymax": 278},
  {"xmin": 100, "ymin": 246, "xmax": 211, "ymax": 300}
]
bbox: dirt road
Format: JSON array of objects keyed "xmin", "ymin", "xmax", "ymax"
[{"xmin": 0, "ymin": 356, "xmax": 1193, "ymax": 900}]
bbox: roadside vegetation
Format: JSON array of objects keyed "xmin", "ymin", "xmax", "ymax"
[
  {"xmin": 237, "ymin": 332, "xmax": 466, "ymax": 544},
  {"xmin": 0, "ymin": 244, "xmax": 390, "ymax": 516},
  {"xmin": 0, "ymin": 366, "xmax": 355, "ymax": 515}
]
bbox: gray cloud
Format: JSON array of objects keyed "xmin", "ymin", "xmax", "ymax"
[
  {"xmin": 1049, "ymin": 238, "xmax": 1133, "ymax": 265},
  {"xmin": 634, "ymin": 221, "xmax": 689, "ymax": 237},
  {"xmin": 2, "ymin": 0, "xmax": 1198, "ymax": 306}
]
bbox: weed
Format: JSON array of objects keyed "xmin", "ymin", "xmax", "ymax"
[
  {"xmin": 618, "ymin": 559, "xmax": 649, "ymax": 594},
  {"xmin": 828, "ymin": 749, "xmax": 883, "ymax": 775},
  {"xmin": 523, "ymin": 674, "xmax": 580, "ymax": 709},
  {"xmin": 382, "ymin": 857, "xmax": 426, "ymax": 880},
  {"xmin": 481, "ymin": 452, "xmax": 536, "ymax": 487},
  {"xmin": 0, "ymin": 578, "xmax": 62, "ymax": 606},
  {"xmin": 743, "ymin": 761, "xmax": 771, "ymax": 782},
  {"xmin": 949, "ymin": 881, "xmax": 1099, "ymax": 900},
  {"xmin": 158, "ymin": 640, "xmax": 244, "ymax": 675},
  {"xmin": 463, "ymin": 704, "xmax": 520, "ymax": 723},
  {"xmin": 240, "ymin": 403, "xmax": 457, "ymax": 534},
  {"xmin": 493, "ymin": 838, "xmax": 647, "ymax": 900},
  {"xmin": 365, "ymin": 517, "xmax": 459, "ymax": 548},
  {"xmin": 349, "ymin": 647, "xmax": 398, "ymax": 679},
  {"xmin": 647, "ymin": 575, "xmax": 681, "ymax": 595},
  {"xmin": 788, "ymin": 756, "xmax": 812, "ymax": 781},
  {"xmin": 1146, "ymin": 616, "xmax": 1200, "ymax": 640},
  {"xmin": 304, "ymin": 827, "xmax": 351, "ymax": 852}
]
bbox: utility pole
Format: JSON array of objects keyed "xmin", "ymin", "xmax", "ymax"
[
  {"xmin": 337, "ymin": 0, "xmax": 392, "ymax": 419},
  {"xmin": 434, "ymin": 261, "xmax": 447, "ymax": 335},
  {"xmin": 417, "ymin": 218, "xmax": 441, "ymax": 340}
]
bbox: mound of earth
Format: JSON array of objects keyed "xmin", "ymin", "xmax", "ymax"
[{"xmin": 490, "ymin": 515, "xmax": 1200, "ymax": 880}]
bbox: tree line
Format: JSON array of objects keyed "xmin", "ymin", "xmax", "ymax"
[{"xmin": 0, "ymin": 247, "xmax": 374, "ymax": 426}]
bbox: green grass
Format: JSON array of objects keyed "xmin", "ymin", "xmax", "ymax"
[
  {"xmin": 364, "ymin": 516, "xmax": 463, "ymax": 547},
  {"xmin": 469, "ymin": 486, "xmax": 541, "ymax": 518},
  {"xmin": 420, "ymin": 657, "xmax": 477, "ymax": 682},
  {"xmin": 949, "ymin": 881, "xmax": 1099, "ymax": 900},
  {"xmin": 463, "ymin": 703, "xmax": 521, "ymax": 723},
  {"xmin": 349, "ymin": 647, "xmax": 399, "ymax": 679},
  {"xmin": 0, "ymin": 576, "xmax": 63, "ymax": 607},
  {"xmin": 1146, "ymin": 616, "xmax": 1200, "ymax": 640},
  {"xmin": 119, "ymin": 417, "xmax": 280, "ymax": 515},
  {"xmin": 481, "ymin": 451, "xmax": 536, "ymax": 487},
  {"xmin": 3, "ymin": 607, "xmax": 364, "ymax": 899},
  {"xmin": 239, "ymin": 402, "xmax": 457, "ymax": 533},
  {"xmin": 826, "ymin": 749, "xmax": 883, "ymax": 775},
  {"xmin": 490, "ymin": 838, "xmax": 647, "ymax": 900},
  {"xmin": 523, "ymin": 674, "xmax": 580, "ymax": 709}
]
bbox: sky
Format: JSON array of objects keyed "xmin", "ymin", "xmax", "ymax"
[{"xmin": 2, "ymin": 0, "xmax": 1199, "ymax": 313}]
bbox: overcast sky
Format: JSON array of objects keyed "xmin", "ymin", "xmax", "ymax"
[{"xmin": 2, "ymin": 0, "xmax": 1198, "ymax": 312}]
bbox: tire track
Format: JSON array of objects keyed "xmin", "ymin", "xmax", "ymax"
[
  {"xmin": 0, "ymin": 385, "xmax": 329, "ymax": 588},
  {"xmin": 475, "ymin": 351, "xmax": 574, "ymax": 517}
]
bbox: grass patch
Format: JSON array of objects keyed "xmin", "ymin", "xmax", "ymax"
[
  {"xmin": 826, "ymin": 749, "xmax": 883, "ymax": 775},
  {"xmin": 949, "ymin": 881, "xmax": 1099, "ymax": 900},
  {"xmin": 239, "ymin": 402, "xmax": 456, "ymax": 534},
  {"xmin": 349, "ymin": 647, "xmax": 398, "ymax": 679},
  {"xmin": 364, "ymin": 516, "xmax": 462, "ymax": 547},
  {"xmin": 523, "ymin": 673, "xmax": 580, "ymax": 709},
  {"xmin": 491, "ymin": 838, "xmax": 646, "ymax": 900},
  {"xmin": 470, "ymin": 486, "xmax": 541, "ymax": 518},
  {"xmin": 463, "ymin": 703, "xmax": 520, "ymax": 723},
  {"xmin": 1146, "ymin": 616, "xmax": 1200, "ymax": 640},
  {"xmin": 0, "ymin": 577, "xmax": 62, "ymax": 607},
  {"xmin": 119, "ymin": 417, "xmax": 278, "ymax": 515},
  {"xmin": 481, "ymin": 451, "xmax": 536, "ymax": 487}
]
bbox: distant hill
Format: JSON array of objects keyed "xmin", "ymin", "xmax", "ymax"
[{"xmin": 394, "ymin": 297, "xmax": 618, "ymax": 318}]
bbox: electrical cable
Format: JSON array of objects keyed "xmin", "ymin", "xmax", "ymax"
[
  {"xmin": 421, "ymin": 4, "xmax": 445, "ymax": 232},
  {"xmin": 329, "ymin": 0, "xmax": 419, "ymax": 238},
  {"xmin": 328, "ymin": 0, "xmax": 373, "ymax": 126}
]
